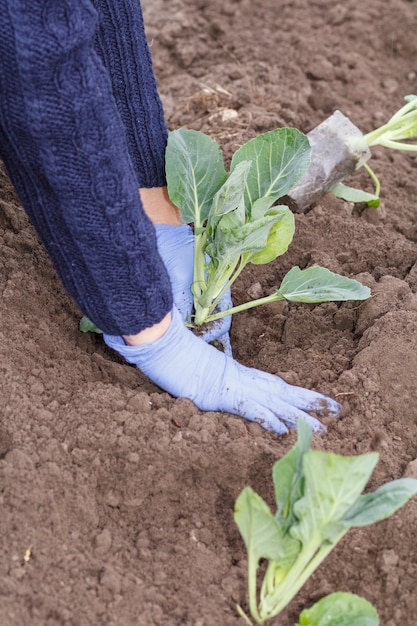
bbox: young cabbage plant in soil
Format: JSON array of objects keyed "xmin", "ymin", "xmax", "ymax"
[
  {"xmin": 289, "ymin": 95, "xmax": 417, "ymax": 210},
  {"xmin": 234, "ymin": 420, "xmax": 417, "ymax": 626},
  {"xmin": 165, "ymin": 127, "xmax": 370, "ymax": 329}
]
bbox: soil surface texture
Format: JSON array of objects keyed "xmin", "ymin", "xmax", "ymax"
[{"xmin": 1, "ymin": 1, "xmax": 417, "ymax": 625}]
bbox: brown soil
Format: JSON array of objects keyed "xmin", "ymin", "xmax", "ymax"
[{"xmin": 1, "ymin": 1, "xmax": 417, "ymax": 625}]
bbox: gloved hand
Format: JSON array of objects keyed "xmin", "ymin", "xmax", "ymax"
[
  {"xmin": 155, "ymin": 224, "xmax": 232, "ymax": 355},
  {"xmin": 104, "ymin": 307, "xmax": 341, "ymax": 435}
]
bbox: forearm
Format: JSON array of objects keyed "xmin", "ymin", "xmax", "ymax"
[{"xmin": 0, "ymin": 0, "xmax": 172, "ymax": 336}]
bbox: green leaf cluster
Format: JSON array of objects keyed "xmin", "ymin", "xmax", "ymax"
[
  {"xmin": 234, "ymin": 421, "xmax": 417, "ymax": 625},
  {"xmin": 166, "ymin": 128, "xmax": 370, "ymax": 327}
]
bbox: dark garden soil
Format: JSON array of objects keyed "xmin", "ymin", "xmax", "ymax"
[{"xmin": 1, "ymin": 0, "xmax": 417, "ymax": 624}]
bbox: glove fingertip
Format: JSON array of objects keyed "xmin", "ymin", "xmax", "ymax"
[
  {"xmin": 270, "ymin": 421, "xmax": 289, "ymax": 435},
  {"xmin": 254, "ymin": 416, "xmax": 289, "ymax": 435},
  {"xmin": 328, "ymin": 400, "xmax": 342, "ymax": 417},
  {"xmin": 309, "ymin": 421, "xmax": 327, "ymax": 434}
]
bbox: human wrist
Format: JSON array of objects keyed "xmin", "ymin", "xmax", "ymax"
[
  {"xmin": 122, "ymin": 311, "xmax": 172, "ymax": 346},
  {"xmin": 139, "ymin": 186, "xmax": 182, "ymax": 225}
]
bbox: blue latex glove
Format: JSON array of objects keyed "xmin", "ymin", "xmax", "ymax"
[
  {"xmin": 104, "ymin": 307, "xmax": 341, "ymax": 435},
  {"xmin": 155, "ymin": 224, "xmax": 232, "ymax": 354}
]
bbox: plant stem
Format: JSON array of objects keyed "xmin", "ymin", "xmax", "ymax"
[
  {"xmin": 236, "ymin": 604, "xmax": 254, "ymax": 626},
  {"xmin": 259, "ymin": 531, "xmax": 348, "ymax": 622},
  {"xmin": 198, "ymin": 257, "xmax": 239, "ymax": 309},
  {"xmin": 377, "ymin": 139, "xmax": 417, "ymax": 151},
  {"xmin": 364, "ymin": 102, "xmax": 417, "ymax": 148},
  {"xmin": 209, "ymin": 255, "xmax": 248, "ymax": 313},
  {"xmin": 194, "ymin": 256, "xmax": 242, "ymax": 325},
  {"xmin": 193, "ymin": 228, "xmax": 207, "ymax": 302},
  {"xmin": 247, "ymin": 553, "xmax": 264, "ymax": 625},
  {"xmin": 204, "ymin": 291, "xmax": 284, "ymax": 323},
  {"xmin": 362, "ymin": 163, "xmax": 380, "ymax": 198}
]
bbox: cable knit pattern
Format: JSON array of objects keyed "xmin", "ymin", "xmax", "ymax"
[
  {"xmin": 0, "ymin": 0, "xmax": 172, "ymax": 335},
  {"xmin": 93, "ymin": 0, "xmax": 168, "ymax": 187}
]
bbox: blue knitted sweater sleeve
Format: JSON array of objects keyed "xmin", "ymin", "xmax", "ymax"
[
  {"xmin": 0, "ymin": 0, "xmax": 173, "ymax": 336},
  {"xmin": 93, "ymin": 0, "xmax": 168, "ymax": 188}
]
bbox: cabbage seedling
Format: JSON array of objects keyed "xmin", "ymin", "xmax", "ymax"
[
  {"xmin": 289, "ymin": 95, "xmax": 417, "ymax": 210},
  {"xmin": 334, "ymin": 94, "xmax": 417, "ymax": 206},
  {"xmin": 234, "ymin": 420, "xmax": 417, "ymax": 625},
  {"xmin": 166, "ymin": 128, "xmax": 370, "ymax": 328}
]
